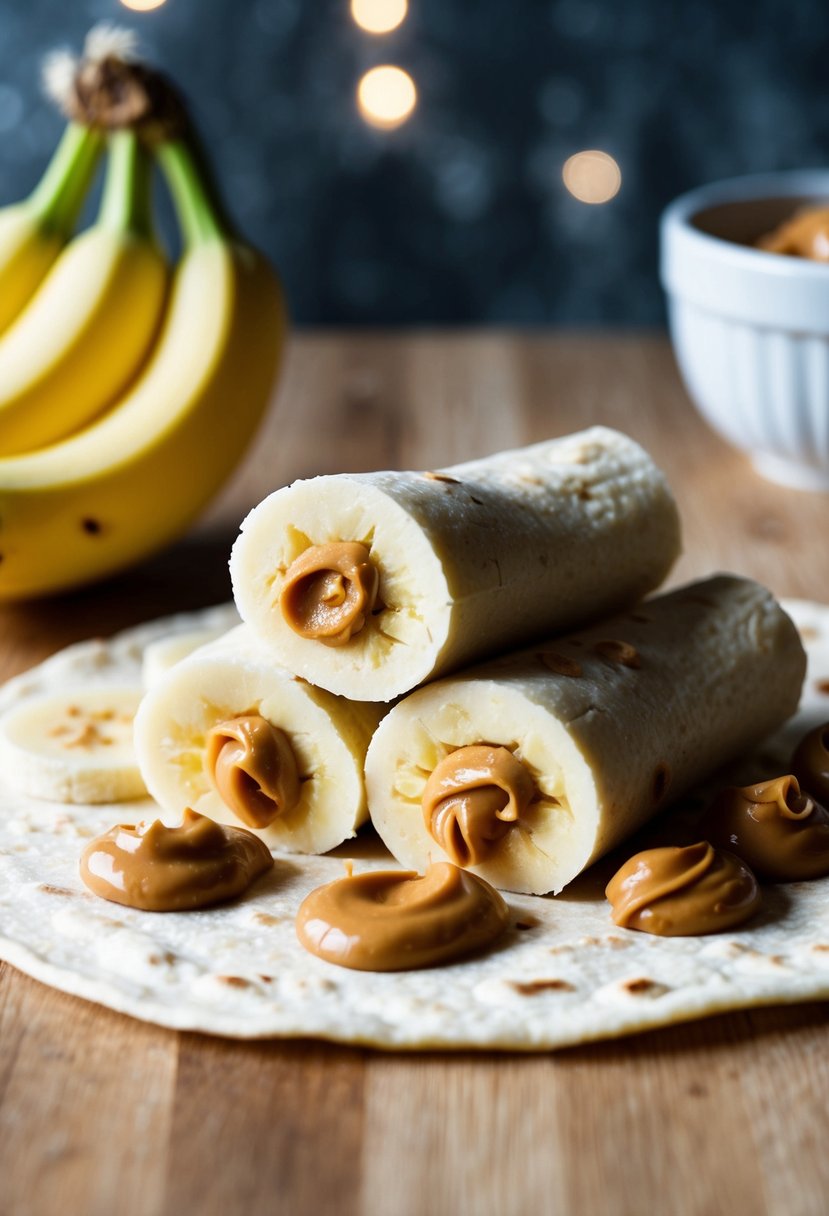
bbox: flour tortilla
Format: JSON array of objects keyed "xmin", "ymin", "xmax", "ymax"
[
  {"xmin": 230, "ymin": 428, "xmax": 681, "ymax": 701},
  {"xmin": 0, "ymin": 601, "xmax": 828, "ymax": 1051}
]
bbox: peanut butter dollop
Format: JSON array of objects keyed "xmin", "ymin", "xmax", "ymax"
[
  {"xmin": 701, "ymin": 774, "xmax": 829, "ymax": 881},
  {"xmin": 205, "ymin": 715, "xmax": 300, "ymax": 829},
  {"xmin": 758, "ymin": 207, "xmax": 829, "ymax": 261},
  {"xmin": 296, "ymin": 862, "xmax": 509, "ymax": 971},
  {"xmin": 280, "ymin": 542, "xmax": 379, "ymax": 646},
  {"xmin": 79, "ymin": 808, "xmax": 273, "ymax": 911},
  {"xmin": 421, "ymin": 745, "xmax": 536, "ymax": 867},
  {"xmin": 606, "ymin": 842, "xmax": 760, "ymax": 936},
  {"xmin": 791, "ymin": 722, "xmax": 829, "ymax": 805}
]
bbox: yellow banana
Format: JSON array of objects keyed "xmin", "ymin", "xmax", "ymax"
[
  {"xmin": 0, "ymin": 122, "xmax": 102, "ymax": 337},
  {"xmin": 0, "ymin": 138, "xmax": 287, "ymax": 600},
  {"xmin": 0, "ymin": 129, "xmax": 168, "ymax": 456}
]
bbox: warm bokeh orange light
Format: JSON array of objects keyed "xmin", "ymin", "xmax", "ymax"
[
  {"xmin": 351, "ymin": 0, "xmax": 408, "ymax": 34},
  {"xmin": 357, "ymin": 65, "xmax": 417, "ymax": 129},
  {"xmin": 562, "ymin": 151, "xmax": 622, "ymax": 204},
  {"xmin": 119, "ymin": 0, "xmax": 167, "ymax": 10}
]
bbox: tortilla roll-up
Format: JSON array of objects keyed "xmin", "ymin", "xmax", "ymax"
[
  {"xmin": 364, "ymin": 576, "xmax": 806, "ymax": 895},
  {"xmin": 133, "ymin": 626, "xmax": 385, "ymax": 854},
  {"xmin": 229, "ymin": 427, "xmax": 681, "ymax": 702}
]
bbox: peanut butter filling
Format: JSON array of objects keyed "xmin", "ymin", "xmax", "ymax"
[
  {"xmin": 701, "ymin": 774, "xmax": 829, "ymax": 881},
  {"xmin": 280, "ymin": 542, "xmax": 380, "ymax": 646},
  {"xmin": 295, "ymin": 861, "xmax": 509, "ymax": 971},
  {"xmin": 606, "ymin": 842, "xmax": 760, "ymax": 936},
  {"xmin": 421, "ymin": 745, "xmax": 536, "ymax": 867},
  {"xmin": 757, "ymin": 207, "xmax": 829, "ymax": 261},
  {"xmin": 79, "ymin": 808, "xmax": 273, "ymax": 911},
  {"xmin": 205, "ymin": 715, "xmax": 300, "ymax": 829},
  {"xmin": 791, "ymin": 722, "xmax": 829, "ymax": 805}
]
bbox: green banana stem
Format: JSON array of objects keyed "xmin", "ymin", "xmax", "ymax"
[
  {"xmin": 97, "ymin": 130, "xmax": 156, "ymax": 239},
  {"xmin": 26, "ymin": 121, "xmax": 104, "ymax": 234},
  {"xmin": 155, "ymin": 138, "xmax": 228, "ymax": 248}
]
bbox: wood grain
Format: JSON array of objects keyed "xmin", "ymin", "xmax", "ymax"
[{"xmin": 1, "ymin": 332, "xmax": 828, "ymax": 1216}]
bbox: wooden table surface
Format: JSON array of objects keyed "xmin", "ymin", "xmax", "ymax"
[{"xmin": 2, "ymin": 332, "xmax": 829, "ymax": 1216}]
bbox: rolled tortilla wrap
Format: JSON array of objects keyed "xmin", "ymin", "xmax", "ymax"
[
  {"xmin": 364, "ymin": 576, "xmax": 806, "ymax": 895},
  {"xmin": 229, "ymin": 427, "xmax": 681, "ymax": 702},
  {"xmin": 134, "ymin": 626, "xmax": 386, "ymax": 854}
]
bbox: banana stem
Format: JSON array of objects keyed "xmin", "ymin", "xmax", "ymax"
[
  {"xmin": 27, "ymin": 122, "xmax": 103, "ymax": 234},
  {"xmin": 97, "ymin": 130, "xmax": 156, "ymax": 239},
  {"xmin": 155, "ymin": 138, "xmax": 227, "ymax": 248}
]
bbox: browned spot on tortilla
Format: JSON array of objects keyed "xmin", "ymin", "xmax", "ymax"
[
  {"xmin": 217, "ymin": 975, "xmax": 252, "ymax": 988},
  {"xmin": 539, "ymin": 651, "xmax": 583, "ymax": 678},
  {"xmin": 258, "ymin": 974, "xmax": 274, "ymax": 983},
  {"xmin": 148, "ymin": 952, "xmax": 176, "ymax": 966},
  {"xmin": 799, "ymin": 626, "xmax": 819, "ymax": 642},
  {"xmin": 423, "ymin": 472, "xmax": 460, "ymax": 484},
  {"xmin": 594, "ymin": 639, "xmax": 641, "ymax": 668},
  {"xmin": 511, "ymin": 979, "xmax": 575, "ymax": 995},
  {"xmin": 253, "ymin": 912, "xmax": 281, "ymax": 926},
  {"xmin": 38, "ymin": 884, "xmax": 75, "ymax": 897},
  {"xmin": 812, "ymin": 944, "xmax": 829, "ymax": 953},
  {"xmin": 815, "ymin": 679, "xmax": 829, "ymax": 696},
  {"xmin": 606, "ymin": 935, "xmax": 631, "ymax": 949},
  {"xmin": 623, "ymin": 977, "xmax": 664, "ymax": 995}
]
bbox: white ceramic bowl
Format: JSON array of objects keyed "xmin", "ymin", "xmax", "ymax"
[{"xmin": 660, "ymin": 172, "xmax": 829, "ymax": 489}]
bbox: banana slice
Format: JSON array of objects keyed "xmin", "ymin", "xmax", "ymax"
[
  {"xmin": 365, "ymin": 576, "xmax": 806, "ymax": 895},
  {"xmin": 133, "ymin": 625, "xmax": 387, "ymax": 853},
  {"xmin": 142, "ymin": 625, "xmax": 239, "ymax": 688},
  {"xmin": 230, "ymin": 426, "xmax": 681, "ymax": 702},
  {"xmin": 0, "ymin": 685, "xmax": 146, "ymax": 803}
]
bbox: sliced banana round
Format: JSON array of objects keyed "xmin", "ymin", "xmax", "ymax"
[
  {"xmin": 141, "ymin": 625, "xmax": 237, "ymax": 689},
  {"xmin": 0, "ymin": 685, "xmax": 146, "ymax": 804},
  {"xmin": 133, "ymin": 625, "xmax": 387, "ymax": 853}
]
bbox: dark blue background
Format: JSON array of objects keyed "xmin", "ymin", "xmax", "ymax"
[{"xmin": 1, "ymin": 0, "xmax": 826, "ymax": 324}]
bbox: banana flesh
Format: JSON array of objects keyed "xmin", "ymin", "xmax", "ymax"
[
  {"xmin": 142, "ymin": 618, "xmax": 240, "ymax": 688},
  {"xmin": 134, "ymin": 625, "xmax": 387, "ymax": 853},
  {"xmin": 364, "ymin": 576, "xmax": 806, "ymax": 895},
  {"xmin": 230, "ymin": 427, "xmax": 682, "ymax": 702},
  {"xmin": 0, "ymin": 685, "xmax": 145, "ymax": 803}
]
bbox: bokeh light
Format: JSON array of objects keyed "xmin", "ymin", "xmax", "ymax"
[
  {"xmin": 351, "ymin": 0, "xmax": 408, "ymax": 34},
  {"xmin": 119, "ymin": 0, "xmax": 167, "ymax": 11},
  {"xmin": 357, "ymin": 65, "xmax": 417, "ymax": 129},
  {"xmin": 562, "ymin": 150, "xmax": 621, "ymax": 204}
]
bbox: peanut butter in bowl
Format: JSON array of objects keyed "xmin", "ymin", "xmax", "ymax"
[{"xmin": 757, "ymin": 205, "xmax": 829, "ymax": 260}]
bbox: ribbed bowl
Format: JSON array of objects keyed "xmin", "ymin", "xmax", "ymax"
[{"xmin": 660, "ymin": 172, "xmax": 829, "ymax": 490}]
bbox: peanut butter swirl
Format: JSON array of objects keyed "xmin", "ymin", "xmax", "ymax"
[
  {"xmin": 422, "ymin": 745, "xmax": 536, "ymax": 867},
  {"xmin": 79, "ymin": 808, "xmax": 273, "ymax": 911},
  {"xmin": 606, "ymin": 842, "xmax": 760, "ymax": 936},
  {"xmin": 791, "ymin": 722, "xmax": 829, "ymax": 805},
  {"xmin": 280, "ymin": 542, "xmax": 380, "ymax": 646},
  {"xmin": 205, "ymin": 715, "xmax": 300, "ymax": 829},
  {"xmin": 701, "ymin": 774, "xmax": 829, "ymax": 881},
  {"xmin": 758, "ymin": 207, "xmax": 829, "ymax": 261},
  {"xmin": 296, "ymin": 862, "xmax": 509, "ymax": 971}
]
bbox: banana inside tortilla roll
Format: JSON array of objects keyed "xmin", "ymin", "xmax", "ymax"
[
  {"xmin": 364, "ymin": 576, "xmax": 806, "ymax": 895},
  {"xmin": 133, "ymin": 626, "xmax": 386, "ymax": 853},
  {"xmin": 229, "ymin": 426, "xmax": 681, "ymax": 702}
]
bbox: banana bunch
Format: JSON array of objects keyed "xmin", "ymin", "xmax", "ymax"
[{"xmin": 0, "ymin": 29, "xmax": 287, "ymax": 598}]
